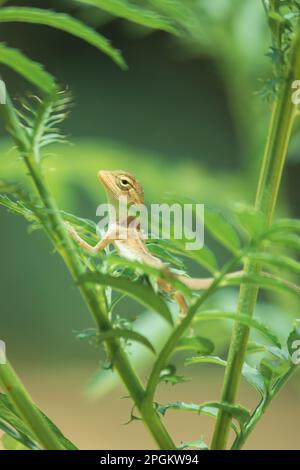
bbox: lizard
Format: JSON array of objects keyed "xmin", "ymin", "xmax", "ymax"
[
  {"xmin": 65, "ymin": 170, "xmax": 244, "ymax": 315},
  {"xmin": 65, "ymin": 170, "xmax": 300, "ymax": 314}
]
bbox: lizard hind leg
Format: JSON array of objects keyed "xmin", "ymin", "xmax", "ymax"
[{"xmin": 157, "ymin": 278, "xmax": 188, "ymax": 318}]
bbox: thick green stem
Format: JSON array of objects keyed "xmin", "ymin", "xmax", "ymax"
[
  {"xmin": 211, "ymin": 27, "xmax": 300, "ymax": 450},
  {"xmin": 0, "ymin": 361, "xmax": 64, "ymax": 450},
  {"xmin": 0, "ymin": 93, "xmax": 175, "ymax": 450}
]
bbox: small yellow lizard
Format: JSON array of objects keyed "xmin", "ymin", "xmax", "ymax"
[{"xmin": 65, "ymin": 170, "xmax": 242, "ymax": 314}]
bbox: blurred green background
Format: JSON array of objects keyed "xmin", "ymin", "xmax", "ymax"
[{"xmin": 0, "ymin": 0, "xmax": 300, "ymax": 449}]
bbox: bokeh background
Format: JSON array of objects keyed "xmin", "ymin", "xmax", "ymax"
[{"xmin": 0, "ymin": 0, "xmax": 300, "ymax": 449}]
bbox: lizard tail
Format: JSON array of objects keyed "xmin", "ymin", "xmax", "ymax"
[{"xmin": 177, "ymin": 270, "xmax": 244, "ymax": 290}]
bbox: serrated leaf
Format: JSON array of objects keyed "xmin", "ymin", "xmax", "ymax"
[
  {"xmin": 0, "ymin": 7, "xmax": 126, "ymax": 69},
  {"xmin": 205, "ymin": 208, "xmax": 241, "ymax": 253},
  {"xmin": 79, "ymin": 272, "xmax": 173, "ymax": 325},
  {"xmin": 76, "ymin": 327, "xmax": 156, "ymax": 354},
  {"xmin": 0, "ymin": 43, "xmax": 55, "ymax": 94},
  {"xmin": 194, "ymin": 310, "xmax": 281, "ymax": 348},
  {"xmin": 158, "ymin": 400, "xmax": 250, "ymax": 429},
  {"xmin": 75, "ymin": 0, "xmax": 179, "ymax": 34},
  {"xmin": 176, "ymin": 336, "xmax": 214, "ymax": 355}
]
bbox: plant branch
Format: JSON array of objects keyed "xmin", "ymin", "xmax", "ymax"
[
  {"xmin": 0, "ymin": 360, "xmax": 64, "ymax": 450},
  {"xmin": 0, "ymin": 91, "xmax": 175, "ymax": 450},
  {"xmin": 211, "ymin": 24, "xmax": 300, "ymax": 450},
  {"xmin": 231, "ymin": 366, "xmax": 298, "ymax": 450},
  {"xmin": 144, "ymin": 256, "xmax": 241, "ymax": 407}
]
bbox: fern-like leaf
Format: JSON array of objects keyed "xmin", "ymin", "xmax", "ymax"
[{"xmin": 16, "ymin": 90, "xmax": 72, "ymax": 163}]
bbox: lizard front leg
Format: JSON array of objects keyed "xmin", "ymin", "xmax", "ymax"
[{"xmin": 65, "ymin": 222, "xmax": 112, "ymax": 254}]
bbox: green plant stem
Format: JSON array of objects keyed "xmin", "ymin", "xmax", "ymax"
[
  {"xmin": 144, "ymin": 257, "xmax": 241, "ymax": 406},
  {"xmin": 0, "ymin": 93, "xmax": 175, "ymax": 450},
  {"xmin": 0, "ymin": 360, "xmax": 64, "ymax": 450},
  {"xmin": 231, "ymin": 366, "xmax": 297, "ymax": 449},
  {"xmin": 211, "ymin": 26, "xmax": 300, "ymax": 450}
]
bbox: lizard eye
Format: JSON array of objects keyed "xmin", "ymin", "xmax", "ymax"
[{"xmin": 118, "ymin": 178, "xmax": 131, "ymax": 189}]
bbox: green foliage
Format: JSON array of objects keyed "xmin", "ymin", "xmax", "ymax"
[
  {"xmin": 0, "ymin": 393, "xmax": 77, "ymax": 450},
  {"xmin": 75, "ymin": 326, "xmax": 156, "ymax": 353},
  {"xmin": 1, "ymin": 0, "xmax": 300, "ymax": 452},
  {"xmin": 0, "ymin": 7, "xmax": 126, "ymax": 69},
  {"xmin": 78, "ymin": 271, "xmax": 173, "ymax": 325},
  {"xmin": 75, "ymin": 0, "xmax": 180, "ymax": 34},
  {"xmin": 194, "ymin": 310, "xmax": 282, "ymax": 348},
  {"xmin": 0, "ymin": 43, "xmax": 55, "ymax": 94}
]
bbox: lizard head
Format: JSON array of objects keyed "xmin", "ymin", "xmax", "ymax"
[{"xmin": 98, "ymin": 170, "xmax": 144, "ymax": 206}]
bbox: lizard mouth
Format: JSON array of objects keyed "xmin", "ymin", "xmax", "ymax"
[
  {"xmin": 98, "ymin": 170, "xmax": 119, "ymax": 199},
  {"xmin": 97, "ymin": 170, "xmax": 111, "ymax": 189}
]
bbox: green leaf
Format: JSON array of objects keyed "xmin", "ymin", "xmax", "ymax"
[
  {"xmin": 185, "ymin": 355, "xmax": 226, "ymax": 367},
  {"xmin": 0, "ymin": 394, "xmax": 40, "ymax": 450},
  {"xmin": 40, "ymin": 412, "xmax": 78, "ymax": 450},
  {"xmin": 159, "ymin": 365, "xmax": 188, "ymax": 385},
  {"xmin": 105, "ymin": 254, "xmax": 192, "ymax": 297},
  {"xmin": 147, "ymin": 242, "xmax": 186, "ymax": 270},
  {"xmin": 247, "ymin": 252, "xmax": 300, "ymax": 275},
  {"xmin": 178, "ymin": 438, "xmax": 208, "ymax": 450},
  {"xmin": 1, "ymin": 433, "xmax": 28, "ymax": 450},
  {"xmin": 194, "ymin": 310, "xmax": 281, "ymax": 348},
  {"xmin": 75, "ymin": 327, "xmax": 155, "ymax": 353},
  {"xmin": 233, "ymin": 203, "xmax": 266, "ymax": 239},
  {"xmin": 184, "ymin": 355, "xmax": 267, "ymax": 398},
  {"xmin": 269, "ymin": 218, "xmax": 300, "ymax": 235},
  {"xmin": 75, "ymin": 0, "xmax": 179, "ymax": 34},
  {"xmin": 242, "ymin": 362, "xmax": 266, "ymax": 396},
  {"xmin": 79, "ymin": 272, "xmax": 173, "ymax": 325},
  {"xmin": 176, "ymin": 336, "xmax": 214, "ymax": 355},
  {"xmin": 246, "ymin": 342, "xmax": 288, "ymax": 360},
  {"xmin": 224, "ymin": 272, "xmax": 300, "ymax": 298},
  {"xmin": 158, "ymin": 400, "xmax": 250, "ymax": 429},
  {"xmin": 98, "ymin": 328, "xmax": 155, "ymax": 354},
  {"xmin": 171, "ymin": 243, "xmax": 218, "ymax": 274},
  {"xmin": 0, "ymin": 393, "xmax": 78, "ymax": 450},
  {"xmin": 0, "ymin": 7, "xmax": 126, "ymax": 69},
  {"xmin": 205, "ymin": 208, "xmax": 241, "ymax": 253},
  {"xmin": 0, "ymin": 43, "xmax": 55, "ymax": 94},
  {"xmin": 168, "ymin": 240, "xmax": 218, "ymax": 274},
  {"xmin": 259, "ymin": 358, "xmax": 291, "ymax": 391},
  {"xmin": 268, "ymin": 233, "xmax": 300, "ymax": 252},
  {"xmin": 201, "ymin": 401, "xmax": 251, "ymax": 428}
]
